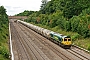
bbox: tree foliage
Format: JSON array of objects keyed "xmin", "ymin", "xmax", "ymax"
[
  {"xmin": 17, "ymin": 0, "xmax": 90, "ymax": 38},
  {"xmin": 63, "ymin": 0, "xmax": 90, "ymax": 19},
  {"xmin": 15, "ymin": 10, "xmax": 35, "ymax": 16},
  {"xmin": 0, "ymin": 6, "xmax": 9, "ymax": 59},
  {"xmin": 40, "ymin": 0, "xmax": 48, "ymax": 10}
]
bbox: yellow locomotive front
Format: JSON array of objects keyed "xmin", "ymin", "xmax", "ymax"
[{"xmin": 61, "ymin": 37, "xmax": 72, "ymax": 48}]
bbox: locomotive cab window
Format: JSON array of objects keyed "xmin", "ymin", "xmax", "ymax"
[
  {"xmin": 64, "ymin": 38, "xmax": 67, "ymax": 41},
  {"xmin": 68, "ymin": 39, "xmax": 71, "ymax": 41}
]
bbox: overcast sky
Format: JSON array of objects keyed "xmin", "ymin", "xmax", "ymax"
[{"xmin": 0, "ymin": 0, "xmax": 50, "ymax": 16}]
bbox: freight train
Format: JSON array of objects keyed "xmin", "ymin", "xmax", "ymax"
[{"xmin": 17, "ymin": 20, "xmax": 72, "ymax": 48}]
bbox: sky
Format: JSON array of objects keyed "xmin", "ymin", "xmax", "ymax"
[{"xmin": 0, "ymin": 0, "xmax": 50, "ymax": 16}]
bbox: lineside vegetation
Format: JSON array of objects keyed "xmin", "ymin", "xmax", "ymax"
[
  {"xmin": 16, "ymin": 0, "xmax": 90, "ymax": 51},
  {"xmin": 0, "ymin": 6, "xmax": 9, "ymax": 60}
]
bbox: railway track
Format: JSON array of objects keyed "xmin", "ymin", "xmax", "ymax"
[
  {"xmin": 10, "ymin": 22, "xmax": 21, "ymax": 60},
  {"xmin": 18, "ymin": 22, "xmax": 65, "ymax": 60},
  {"xmin": 11, "ymin": 20, "xmax": 50, "ymax": 60},
  {"xmin": 18, "ymin": 23, "xmax": 70, "ymax": 60},
  {"xmin": 18, "ymin": 21, "xmax": 90, "ymax": 60},
  {"xmin": 18, "ymin": 22, "xmax": 90, "ymax": 60},
  {"xmin": 66, "ymin": 46, "xmax": 90, "ymax": 60},
  {"xmin": 10, "ymin": 19, "xmax": 90, "ymax": 60},
  {"xmin": 10, "ymin": 21, "xmax": 31, "ymax": 60},
  {"xmin": 16, "ymin": 25, "xmax": 50, "ymax": 60}
]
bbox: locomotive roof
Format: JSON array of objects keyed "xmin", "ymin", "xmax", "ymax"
[{"xmin": 50, "ymin": 31, "xmax": 67, "ymax": 38}]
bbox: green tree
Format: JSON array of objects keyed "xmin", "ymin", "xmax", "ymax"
[
  {"xmin": 70, "ymin": 16, "xmax": 80, "ymax": 32},
  {"xmin": 41, "ymin": 0, "xmax": 48, "ymax": 9},
  {"xmin": 56, "ymin": 16, "xmax": 66, "ymax": 29},
  {"xmin": 63, "ymin": 0, "xmax": 90, "ymax": 19},
  {"xmin": 0, "ymin": 6, "xmax": 6, "ymax": 15},
  {"xmin": 15, "ymin": 10, "xmax": 35, "ymax": 16},
  {"xmin": 65, "ymin": 21, "xmax": 71, "ymax": 31},
  {"xmin": 0, "ymin": 6, "xmax": 9, "ymax": 59},
  {"xmin": 22, "ymin": 0, "xmax": 90, "ymax": 38}
]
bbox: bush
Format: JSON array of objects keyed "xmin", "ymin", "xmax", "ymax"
[
  {"xmin": 72, "ymin": 33, "xmax": 80, "ymax": 41},
  {"xmin": 0, "ymin": 46, "xmax": 9, "ymax": 58},
  {"xmin": 56, "ymin": 16, "xmax": 66, "ymax": 29},
  {"xmin": 88, "ymin": 45, "xmax": 90, "ymax": 51},
  {"xmin": 77, "ymin": 19, "xmax": 90, "ymax": 38},
  {"xmin": 70, "ymin": 16, "xmax": 80, "ymax": 32},
  {"xmin": 65, "ymin": 21, "xmax": 71, "ymax": 31},
  {"xmin": 81, "ymin": 8, "xmax": 90, "ymax": 15}
]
